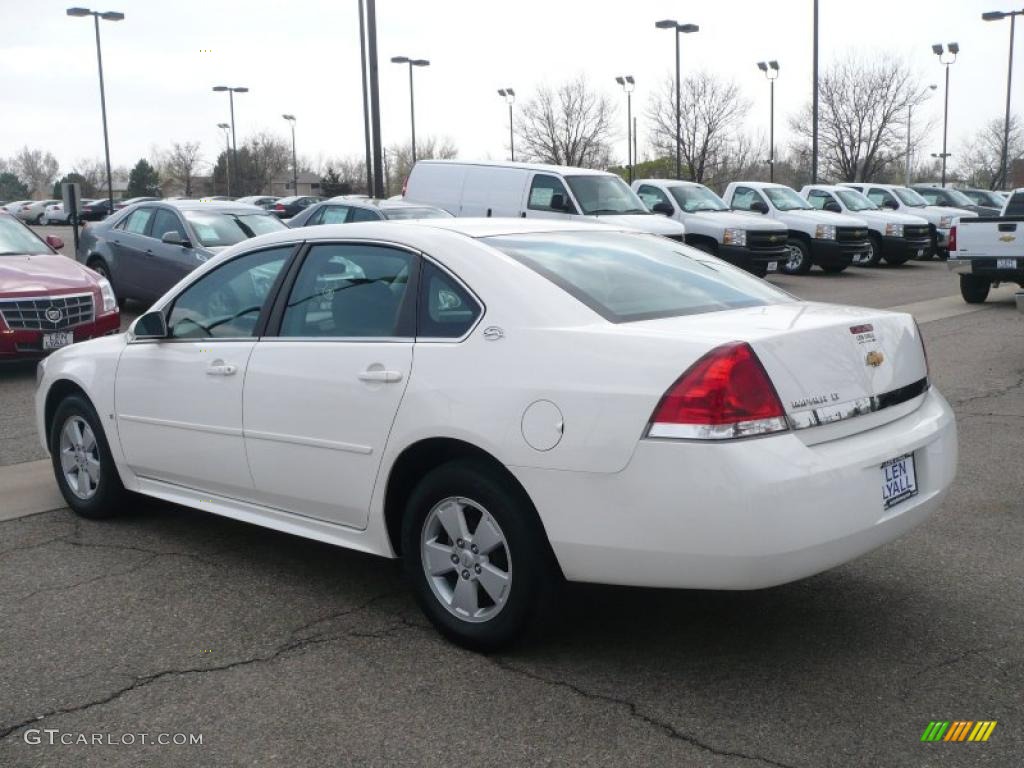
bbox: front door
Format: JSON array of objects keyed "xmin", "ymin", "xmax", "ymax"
[
  {"xmin": 243, "ymin": 242, "xmax": 417, "ymax": 528},
  {"xmin": 115, "ymin": 245, "xmax": 293, "ymax": 498},
  {"xmin": 523, "ymin": 173, "xmax": 577, "ymax": 220},
  {"xmin": 137, "ymin": 207, "xmax": 196, "ymax": 303}
]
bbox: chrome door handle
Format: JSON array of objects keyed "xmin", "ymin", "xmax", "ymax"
[
  {"xmin": 358, "ymin": 369, "xmax": 403, "ymax": 383},
  {"xmin": 206, "ymin": 362, "xmax": 237, "ymax": 376}
]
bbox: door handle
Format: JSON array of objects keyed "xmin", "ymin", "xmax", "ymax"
[
  {"xmin": 145, "ymin": 249, "xmax": 154, "ymax": 256},
  {"xmin": 206, "ymin": 361, "xmax": 238, "ymax": 376},
  {"xmin": 358, "ymin": 369, "xmax": 403, "ymax": 383}
]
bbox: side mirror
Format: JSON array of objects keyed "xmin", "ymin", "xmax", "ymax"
[
  {"xmin": 550, "ymin": 193, "xmax": 568, "ymax": 212},
  {"xmin": 750, "ymin": 200, "xmax": 769, "ymax": 214},
  {"xmin": 823, "ymin": 200, "xmax": 841, "ymax": 213},
  {"xmin": 652, "ymin": 201, "xmax": 674, "ymax": 216},
  {"xmin": 161, "ymin": 230, "xmax": 191, "ymax": 247},
  {"xmin": 133, "ymin": 310, "xmax": 168, "ymax": 340},
  {"xmin": 45, "ymin": 234, "xmax": 64, "ymax": 250}
]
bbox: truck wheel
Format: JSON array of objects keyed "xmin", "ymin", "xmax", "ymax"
[
  {"xmin": 820, "ymin": 263, "xmax": 848, "ymax": 274},
  {"xmin": 781, "ymin": 239, "xmax": 812, "ymax": 275},
  {"xmin": 862, "ymin": 234, "xmax": 884, "ymax": 267},
  {"xmin": 884, "ymin": 252, "xmax": 910, "ymax": 266},
  {"xmin": 959, "ymin": 275, "xmax": 990, "ymax": 304}
]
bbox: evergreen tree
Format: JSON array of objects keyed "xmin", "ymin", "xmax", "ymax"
[{"xmin": 125, "ymin": 159, "xmax": 161, "ymax": 198}]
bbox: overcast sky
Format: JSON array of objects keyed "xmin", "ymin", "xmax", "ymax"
[{"xmin": 0, "ymin": 0, "xmax": 1019, "ymax": 177}]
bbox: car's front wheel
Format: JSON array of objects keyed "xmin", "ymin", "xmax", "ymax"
[
  {"xmin": 50, "ymin": 395, "xmax": 127, "ymax": 518},
  {"xmin": 781, "ymin": 238, "xmax": 812, "ymax": 275},
  {"xmin": 401, "ymin": 459, "xmax": 555, "ymax": 651}
]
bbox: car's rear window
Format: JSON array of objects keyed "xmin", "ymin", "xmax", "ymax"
[{"xmin": 484, "ymin": 231, "xmax": 792, "ymax": 323}]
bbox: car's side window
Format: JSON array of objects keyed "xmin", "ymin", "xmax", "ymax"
[
  {"xmin": 637, "ymin": 185, "xmax": 671, "ymax": 209},
  {"xmin": 317, "ymin": 205, "xmax": 350, "ymax": 225},
  {"xmin": 730, "ymin": 186, "xmax": 763, "ymax": 211},
  {"xmin": 807, "ymin": 190, "xmax": 830, "ymax": 209},
  {"xmin": 150, "ymin": 209, "xmax": 187, "ymax": 241},
  {"xmin": 279, "ymin": 243, "xmax": 415, "ymax": 338},
  {"xmin": 349, "ymin": 207, "xmax": 381, "ymax": 223},
  {"xmin": 123, "ymin": 207, "xmax": 155, "ymax": 235},
  {"xmin": 919, "ymin": 190, "xmax": 940, "ymax": 205},
  {"xmin": 528, "ymin": 174, "xmax": 573, "ymax": 212},
  {"xmin": 1006, "ymin": 192, "xmax": 1024, "ymax": 216},
  {"xmin": 417, "ymin": 261, "xmax": 481, "ymax": 339},
  {"xmin": 867, "ymin": 189, "xmax": 897, "ymax": 208},
  {"xmin": 166, "ymin": 247, "xmax": 291, "ymax": 339}
]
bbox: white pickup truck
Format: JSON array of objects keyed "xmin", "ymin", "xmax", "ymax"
[
  {"xmin": 948, "ymin": 188, "xmax": 1024, "ymax": 303},
  {"xmin": 721, "ymin": 181, "xmax": 870, "ymax": 275},
  {"xmin": 632, "ymin": 179, "xmax": 789, "ymax": 276}
]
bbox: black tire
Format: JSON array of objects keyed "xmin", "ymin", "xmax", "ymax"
[
  {"xmin": 820, "ymin": 263, "xmax": 849, "ymax": 274},
  {"xmin": 748, "ymin": 264, "xmax": 769, "ymax": 278},
  {"xmin": 49, "ymin": 394, "xmax": 128, "ymax": 519},
  {"xmin": 780, "ymin": 238, "xmax": 813, "ymax": 275},
  {"xmin": 884, "ymin": 251, "xmax": 910, "ymax": 266},
  {"xmin": 920, "ymin": 235, "xmax": 937, "ymax": 261},
  {"xmin": 862, "ymin": 234, "xmax": 884, "ymax": 267},
  {"xmin": 959, "ymin": 274, "xmax": 990, "ymax": 304},
  {"xmin": 401, "ymin": 458, "xmax": 556, "ymax": 651}
]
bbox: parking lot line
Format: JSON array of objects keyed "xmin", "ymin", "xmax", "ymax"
[
  {"xmin": 888, "ymin": 285, "xmax": 1018, "ymax": 324},
  {"xmin": 0, "ymin": 459, "xmax": 65, "ymax": 521}
]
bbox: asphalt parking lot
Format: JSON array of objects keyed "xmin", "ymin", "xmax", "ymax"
[{"xmin": 1, "ymin": 227, "xmax": 1021, "ymax": 767}]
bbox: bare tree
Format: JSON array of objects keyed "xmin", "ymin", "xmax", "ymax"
[
  {"xmin": 243, "ymin": 131, "xmax": 291, "ymax": 194},
  {"xmin": 12, "ymin": 147, "xmax": 60, "ymax": 198},
  {"xmin": 385, "ymin": 136, "xmax": 458, "ymax": 195},
  {"xmin": 789, "ymin": 52, "xmax": 930, "ymax": 182},
  {"xmin": 956, "ymin": 115, "xmax": 1023, "ymax": 190},
  {"xmin": 515, "ymin": 76, "xmax": 615, "ymax": 168},
  {"xmin": 647, "ymin": 71, "xmax": 757, "ymax": 187},
  {"xmin": 159, "ymin": 141, "xmax": 203, "ymax": 197}
]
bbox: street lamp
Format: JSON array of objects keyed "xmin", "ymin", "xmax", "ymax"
[
  {"xmin": 655, "ymin": 19, "xmax": 699, "ymax": 179},
  {"xmin": 756, "ymin": 61, "xmax": 780, "ymax": 182},
  {"xmin": 615, "ymin": 76, "xmax": 636, "ymax": 183},
  {"xmin": 931, "ymin": 42, "xmax": 959, "ymax": 186},
  {"xmin": 905, "ymin": 84, "xmax": 937, "ymax": 185},
  {"xmin": 212, "ymin": 85, "xmax": 248, "ymax": 196},
  {"xmin": 983, "ymin": 9, "xmax": 1023, "ymax": 189},
  {"xmin": 391, "ymin": 56, "xmax": 430, "ymax": 163},
  {"xmin": 282, "ymin": 114, "xmax": 298, "ymax": 197},
  {"xmin": 497, "ymin": 88, "xmax": 516, "ymax": 161},
  {"xmin": 66, "ymin": 7, "xmax": 123, "ymax": 214},
  {"xmin": 216, "ymin": 123, "xmax": 231, "ymax": 196}
]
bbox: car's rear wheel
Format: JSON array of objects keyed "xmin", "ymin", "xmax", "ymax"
[
  {"xmin": 401, "ymin": 459, "xmax": 555, "ymax": 651},
  {"xmin": 50, "ymin": 395, "xmax": 128, "ymax": 519},
  {"xmin": 959, "ymin": 274, "xmax": 990, "ymax": 304},
  {"xmin": 781, "ymin": 239, "xmax": 812, "ymax": 275}
]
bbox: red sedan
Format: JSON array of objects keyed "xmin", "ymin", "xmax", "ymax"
[{"xmin": 0, "ymin": 213, "xmax": 120, "ymax": 359}]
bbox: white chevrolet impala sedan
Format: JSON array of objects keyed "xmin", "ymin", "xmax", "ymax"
[{"xmin": 36, "ymin": 219, "xmax": 958, "ymax": 649}]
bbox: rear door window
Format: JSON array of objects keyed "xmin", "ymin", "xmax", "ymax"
[
  {"xmin": 417, "ymin": 261, "xmax": 481, "ymax": 338},
  {"xmin": 317, "ymin": 206, "xmax": 351, "ymax": 225},
  {"xmin": 123, "ymin": 207, "xmax": 154, "ymax": 235}
]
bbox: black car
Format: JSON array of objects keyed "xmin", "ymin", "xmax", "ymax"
[
  {"xmin": 79, "ymin": 199, "xmax": 114, "ymax": 221},
  {"xmin": 911, "ymin": 186, "xmax": 1001, "ymax": 217},
  {"xmin": 287, "ymin": 197, "xmax": 452, "ymax": 228},
  {"xmin": 76, "ymin": 200, "xmax": 287, "ymax": 305},
  {"xmin": 270, "ymin": 195, "xmax": 322, "ymax": 219}
]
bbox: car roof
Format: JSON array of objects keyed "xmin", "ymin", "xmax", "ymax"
[
  {"xmin": 157, "ymin": 200, "xmax": 265, "ymax": 213},
  {"xmin": 323, "ymin": 196, "xmax": 440, "ymax": 210},
  {"xmin": 727, "ymin": 181, "xmax": 796, "ymax": 191},
  {"xmin": 413, "ymin": 159, "xmax": 612, "ymax": 177},
  {"xmin": 633, "ymin": 178, "xmax": 702, "ymax": 188}
]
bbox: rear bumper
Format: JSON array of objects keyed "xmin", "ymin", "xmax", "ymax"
[
  {"xmin": 515, "ymin": 388, "xmax": 957, "ymax": 590},
  {"xmin": 718, "ymin": 244, "xmax": 787, "ymax": 271},
  {"xmin": 882, "ymin": 235, "xmax": 933, "ymax": 260},
  {"xmin": 0, "ymin": 312, "xmax": 120, "ymax": 359},
  {"xmin": 809, "ymin": 238, "xmax": 869, "ymax": 266},
  {"xmin": 947, "ymin": 255, "xmax": 1024, "ymax": 280}
]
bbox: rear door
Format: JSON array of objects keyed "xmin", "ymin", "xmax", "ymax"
[
  {"xmin": 242, "ymin": 241, "xmax": 417, "ymax": 528},
  {"xmin": 111, "ymin": 207, "xmax": 156, "ymax": 293}
]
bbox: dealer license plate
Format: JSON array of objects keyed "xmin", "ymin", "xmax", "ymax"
[
  {"xmin": 997, "ymin": 258, "xmax": 1017, "ymax": 270},
  {"xmin": 766, "ymin": 261, "xmax": 778, "ymax": 273},
  {"xmin": 917, "ymin": 248, "xmax": 926, "ymax": 257},
  {"xmin": 881, "ymin": 453, "xmax": 918, "ymax": 509},
  {"xmin": 42, "ymin": 332, "xmax": 74, "ymax": 350}
]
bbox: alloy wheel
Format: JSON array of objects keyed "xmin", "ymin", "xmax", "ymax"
[
  {"xmin": 420, "ymin": 496, "xmax": 512, "ymax": 623},
  {"xmin": 785, "ymin": 244, "xmax": 804, "ymax": 271},
  {"xmin": 59, "ymin": 415, "xmax": 100, "ymax": 500}
]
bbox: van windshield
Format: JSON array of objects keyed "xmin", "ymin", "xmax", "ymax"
[{"xmin": 565, "ymin": 175, "xmax": 649, "ymax": 216}]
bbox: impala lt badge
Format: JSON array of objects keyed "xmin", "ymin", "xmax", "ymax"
[{"xmin": 866, "ymin": 350, "xmax": 885, "ymax": 368}]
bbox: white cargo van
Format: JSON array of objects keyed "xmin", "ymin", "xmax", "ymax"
[{"xmin": 404, "ymin": 160, "xmax": 687, "ymax": 239}]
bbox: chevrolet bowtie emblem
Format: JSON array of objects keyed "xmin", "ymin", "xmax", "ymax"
[
  {"xmin": 999, "ymin": 234, "xmax": 1015, "ymax": 242},
  {"xmin": 866, "ymin": 350, "xmax": 884, "ymax": 368}
]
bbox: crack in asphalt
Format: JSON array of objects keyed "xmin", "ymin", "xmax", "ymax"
[
  {"xmin": 0, "ymin": 590, "xmax": 403, "ymax": 742},
  {"xmin": 488, "ymin": 658, "xmax": 799, "ymax": 768},
  {"xmin": 948, "ymin": 373, "xmax": 1024, "ymax": 408}
]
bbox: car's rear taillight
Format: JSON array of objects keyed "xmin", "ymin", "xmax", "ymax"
[
  {"xmin": 647, "ymin": 342, "xmax": 789, "ymax": 440},
  {"xmin": 948, "ymin": 225, "xmax": 957, "ymax": 252}
]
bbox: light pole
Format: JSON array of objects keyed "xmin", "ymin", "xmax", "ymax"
[
  {"xmin": 931, "ymin": 43, "xmax": 959, "ymax": 187},
  {"xmin": 212, "ymin": 85, "xmax": 248, "ymax": 195},
  {"xmin": 905, "ymin": 85, "xmax": 937, "ymax": 185},
  {"xmin": 66, "ymin": 7, "xmax": 123, "ymax": 214},
  {"xmin": 812, "ymin": 0, "xmax": 819, "ymax": 183},
  {"xmin": 983, "ymin": 9, "xmax": 1023, "ymax": 189},
  {"xmin": 615, "ymin": 76, "xmax": 636, "ymax": 183},
  {"xmin": 391, "ymin": 56, "xmax": 430, "ymax": 163},
  {"xmin": 497, "ymin": 88, "xmax": 516, "ymax": 160},
  {"xmin": 756, "ymin": 61, "xmax": 780, "ymax": 182},
  {"xmin": 282, "ymin": 114, "xmax": 298, "ymax": 196},
  {"xmin": 217, "ymin": 123, "xmax": 231, "ymax": 196},
  {"xmin": 655, "ymin": 19, "xmax": 699, "ymax": 179}
]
